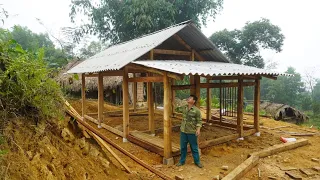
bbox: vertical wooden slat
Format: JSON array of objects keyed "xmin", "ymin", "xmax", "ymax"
[
  {"xmin": 237, "ymin": 78, "xmax": 244, "ymax": 137},
  {"xmin": 219, "ymin": 80, "xmax": 222, "ymax": 122},
  {"xmin": 133, "ymin": 73, "xmax": 137, "ymax": 112},
  {"xmin": 123, "ymin": 67, "xmax": 129, "ymax": 142},
  {"xmin": 81, "ymin": 73, "xmax": 86, "ymax": 118},
  {"xmin": 195, "ymin": 75, "xmax": 201, "ymax": 107},
  {"xmin": 163, "ymin": 72, "xmax": 172, "ymax": 161},
  {"xmin": 98, "ymin": 72, "xmax": 104, "ymax": 127},
  {"xmin": 254, "ymin": 77, "xmax": 261, "ymax": 133},
  {"xmin": 148, "ymin": 50, "xmax": 155, "ymax": 134},
  {"xmin": 206, "ymin": 86, "xmax": 212, "ymax": 122}
]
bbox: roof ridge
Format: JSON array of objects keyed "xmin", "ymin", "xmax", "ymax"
[{"xmin": 105, "ymin": 20, "xmax": 192, "ymax": 49}]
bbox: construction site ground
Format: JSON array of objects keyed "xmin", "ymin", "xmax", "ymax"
[{"xmin": 1, "ymin": 99, "xmax": 319, "ymax": 180}]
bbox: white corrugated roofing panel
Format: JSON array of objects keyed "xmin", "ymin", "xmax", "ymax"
[
  {"xmin": 133, "ymin": 60, "xmax": 291, "ymax": 76},
  {"xmin": 67, "ymin": 23, "xmax": 188, "ymax": 74}
]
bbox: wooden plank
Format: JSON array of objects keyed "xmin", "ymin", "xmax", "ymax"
[
  {"xmin": 147, "ymin": 75, "xmax": 155, "ymax": 134},
  {"xmin": 208, "ymin": 120, "xmax": 252, "ymax": 130},
  {"xmin": 98, "ymin": 72, "xmax": 104, "ymax": 126},
  {"xmin": 81, "ymin": 73, "xmax": 86, "ymax": 117},
  {"xmin": 249, "ymin": 139, "xmax": 309, "ymax": 158},
  {"xmin": 84, "ymin": 115, "xmax": 123, "ymax": 137},
  {"xmin": 128, "ymin": 76, "xmax": 163, "ymax": 82},
  {"xmin": 123, "ymin": 67, "xmax": 129, "ymax": 140},
  {"xmin": 163, "ymin": 72, "xmax": 172, "ymax": 159},
  {"xmin": 200, "ymin": 82, "xmax": 256, "ymax": 88},
  {"xmin": 199, "ymin": 134, "xmax": 239, "ymax": 149},
  {"xmin": 237, "ymin": 78, "xmax": 244, "ymax": 137},
  {"xmin": 172, "ymin": 85, "xmax": 195, "ymax": 91},
  {"xmin": 195, "ymin": 75, "xmax": 200, "ymax": 107},
  {"xmin": 153, "ymin": 49, "xmax": 191, "ymax": 56},
  {"xmin": 127, "ymin": 134, "xmax": 165, "ymax": 156},
  {"xmin": 222, "ymin": 156, "xmax": 259, "ymax": 180},
  {"xmin": 133, "ymin": 73, "xmax": 137, "ymax": 112},
  {"xmin": 130, "ymin": 132, "xmax": 180, "ymax": 151},
  {"xmin": 254, "ymin": 78, "xmax": 260, "ymax": 132},
  {"xmin": 90, "ymin": 132, "xmax": 132, "ymax": 173}
]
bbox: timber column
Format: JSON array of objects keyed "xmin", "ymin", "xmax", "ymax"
[
  {"xmin": 254, "ymin": 77, "xmax": 261, "ymax": 136},
  {"xmin": 237, "ymin": 77, "xmax": 244, "ymax": 138},
  {"xmin": 81, "ymin": 74, "xmax": 86, "ymax": 118},
  {"xmin": 98, "ymin": 72, "xmax": 103, "ymax": 128},
  {"xmin": 148, "ymin": 50, "xmax": 155, "ymax": 135},
  {"xmin": 163, "ymin": 72, "xmax": 174, "ymax": 165},
  {"xmin": 123, "ymin": 67, "xmax": 129, "ymax": 142}
]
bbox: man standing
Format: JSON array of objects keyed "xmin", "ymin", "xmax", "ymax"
[{"xmin": 176, "ymin": 95, "xmax": 203, "ymax": 168}]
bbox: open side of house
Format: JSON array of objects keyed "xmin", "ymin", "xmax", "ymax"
[{"xmin": 67, "ymin": 20, "xmax": 290, "ymax": 165}]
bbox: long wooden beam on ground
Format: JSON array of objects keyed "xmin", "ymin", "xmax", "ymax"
[
  {"xmin": 223, "ymin": 138, "xmax": 309, "ymax": 180},
  {"xmin": 153, "ymin": 49, "xmax": 191, "ymax": 56},
  {"xmin": 84, "ymin": 115, "xmax": 123, "ymax": 137},
  {"xmin": 66, "ymin": 109, "xmax": 174, "ymax": 180},
  {"xmin": 208, "ymin": 120, "xmax": 252, "ymax": 130}
]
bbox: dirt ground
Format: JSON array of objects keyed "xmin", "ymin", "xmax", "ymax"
[{"xmin": 2, "ymin": 99, "xmax": 320, "ymax": 180}]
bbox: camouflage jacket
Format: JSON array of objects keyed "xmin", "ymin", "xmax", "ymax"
[{"xmin": 180, "ymin": 105, "xmax": 202, "ymax": 134}]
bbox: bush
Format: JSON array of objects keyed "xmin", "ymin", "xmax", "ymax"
[
  {"xmin": 0, "ymin": 29, "xmax": 63, "ymax": 121},
  {"xmin": 244, "ymin": 104, "xmax": 254, "ymax": 113}
]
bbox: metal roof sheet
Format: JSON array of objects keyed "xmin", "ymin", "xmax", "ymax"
[
  {"xmin": 133, "ymin": 60, "xmax": 291, "ymax": 76},
  {"xmin": 67, "ymin": 21, "xmax": 230, "ymax": 74}
]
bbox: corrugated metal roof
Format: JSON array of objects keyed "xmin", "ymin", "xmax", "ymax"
[
  {"xmin": 133, "ymin": 60, "xmax": 291, "ymax": 76},
  {"xmin": 67, "ymin": 21, "xmax": 230, "ymax": 74}
]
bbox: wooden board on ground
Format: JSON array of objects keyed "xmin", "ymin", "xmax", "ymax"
[
  {"xmin": 222, "ymin": 156, "xmax": 259, "ymax": 180},
  {"xmin": 130, "ymin": 131, "xmax": 180, "ymax": 152}
]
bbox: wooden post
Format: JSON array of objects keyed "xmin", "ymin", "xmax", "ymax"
[
  {"xmin": 195, "ymin": 75, "xmax": 201, "ymax": 107},
  {"xmin": 190, "ymin": 75, "xmax": 195, "ymax": 95},
  {"xmin": 163, "ymin": 72, "xmax": 174, "ymax": 165},
  {"xmin": 81, "ymin": 73, "xmax": 86, "ymax": 118},
  {"xmin": 254, "ymin": 77, "xmax": 261, "ymax": 134},
  {"xmin": 206, "ymin": 79, "xmax": 212, "ymax": 122},
  {"xmin": 133, "ymin": 73, "xmax": 137, "ymax": 112},
  {"xmin": 98, "ymin": 72, "xmax": 104, "ymax": 128},
  {"xmin": 148, "ymin": 50, "xmax": 155, "ymax": 135},
  {"xmin": 123, "ymin": 67, "xmax": 129, "ymax": 142},
  {"xmin": 219, "ymin": 80, "xmax": 222, "ymax": 122},
  {"xmin": 237, "ymin": 77, "xmax": 244, "ymax": 138},
  {"xmin": 171, "ymin": 79, "xmax": 176, "ymax": 117}
]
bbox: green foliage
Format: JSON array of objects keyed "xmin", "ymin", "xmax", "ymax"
[
  {"xmin": 199, "ymin": 98, "xmax": 206, "ymax": 106},
  {"xmin": 0, "ymin": 29, "xmax": 64, "ymax": 120},
  {"xmin": 8, "ymin": 25, "xmax": 69, "ymax": 68},
  {"xmin": 210, "ymin": 18, "xmax": 284, "ymax": 68},
  {"xmin": 79, "ymin": 41, "xmax": 103, "ymax": 58},
  {"xmin": 69, "ymin": 0, "xmax": 223, "ymax": 43},
  {"xmin": 211, "ymin": 95, "xmax": 220, "ymax": 108},
  {"xmin": 244, "ymin": 104, "xmax": 254, "ymax": 113}
]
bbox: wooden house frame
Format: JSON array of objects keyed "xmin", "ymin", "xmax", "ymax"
[{"xmin": 67, "ymin": 21, "xmax": 288, "ymax": 165}]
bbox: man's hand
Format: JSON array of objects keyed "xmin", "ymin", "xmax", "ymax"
[{"xmin": 196, "ymin": 129, "xmax": 200, "ymax": 136}]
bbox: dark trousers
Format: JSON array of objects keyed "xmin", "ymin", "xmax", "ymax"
[{"xmin": 179, "ymin": 131, "xmax": 200, "ymax": 164}]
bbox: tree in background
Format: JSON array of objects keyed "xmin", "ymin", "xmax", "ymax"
[
  {"xmin": 79, "ymin": 41, "xmax": 103, "ymax": 59},
  {"xmin": 8, "ymin": 26, "xmax": 70, "ymax": 68},
  {"xmin": 68, "ymin": 0, "xmax": 223, "ymax": 43},
  {"xmin": 261, "ymin": 67, "xmax": 305, "ymax": 107},
  {"xmin": 210, "ymin": 18, "xmax": 284, "ymax": 68},
  {"xmin": 312, "ymin": 80, "xmax": 320, "ymax": 115}
]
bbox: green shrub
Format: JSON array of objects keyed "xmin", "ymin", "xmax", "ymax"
[
  {"xmin": 244, "ymin": 104, "xmax": 254, "ymax": 113},
  {"xmin": 0, "ymin": 29, "xmax": 63, "ymax": 121}
]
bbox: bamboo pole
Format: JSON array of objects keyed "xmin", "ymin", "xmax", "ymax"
[
  {"xmin": 123, "ymin": 67, "xmax": 129, "ymax": 142},
  {"xmin": 81, "ymin": 73, "xmax": 86, "ymax": 118},
  {"xmin": 163, "ymin": 72, "xmax": 173, "ymax": 165},
  {"xmin": 254, "ymin": 78, "xmax": 261, "ymax": 133},
  {"xmin": 98, "ymin": 72, "xmax": 104, "ymax": 127},
  {"xmin": 237, "ymin": 78, "xmax": 244, "ymax": 138}
]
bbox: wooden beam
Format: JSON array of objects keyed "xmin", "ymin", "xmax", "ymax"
[
  {"xmin": 200, "ymin": 82, "xmax": 255, "ymax": 88},
  {"xmin": 133, "ymin": 73, "xmax": 137, "ymax": 112},
  {"xmin": 190, "ymin": 75, "xmax": 195, "ymax": 95},
  {"xmin": 254, "ymin": 78, "xmax": 260, "ymax": 133},
  {"xmin": 171, "ymin": 79, "xmax": 176, "ymax": 117},
  {"xmin": 206, "ymin": 86, "xmax": 212, "ymax": 122},
  {"xmin": 237, "ymin": 78, "xmax": 244, "ymax": 138},
  {"xmin": 122, "ymin": 67, "xmax": 129, "ymax": 141},
  {"xmin": 261, "ymin": 74, "xmax": 277, "ymax": 80},
  {"xmin": 90, "ymin": 132, "xmax": 132, "ymax": 173},
  {"xmin": 249, "ymin": 139, "xmax": 309, "ymax": 158},
  {"xmin": 153, "ymin": 49, "xmax": 191, "ymax": 56},
  {"xmin": 128, "ymin": 76, "xmax": 163, "ymax": 82},
  {"xmin": 173, "ymin": 34, "xmax": 205, "ymax": 61},
  {"xmin": 195, "ymin": 75, "xmax": 200, "ymax": 107},
  {"xmin": 98, "ymin": 72, "xmax": 104, "ymax": 127},
  {"xmin": 128, "ymin": 63, "xmax": 184, "ymax": 80},
  {"xmin": 163, "ymin": 72, "xmax": 173, "ymax": 162},
  {"xmin": 81, "ymin": 73, "xmax": 86, "ymax": 117},
  {"xmin": 222, "ymin": 156, "xmax": 259, "ymax": 180},
  {"xmin": 84, "ymin": 115, "xmax": 123, "ymax": 137},
  {"xmin": 171, "ymin": 84, "xmax": 195, "ymax": 91},
  {"xmin": 147, "ymin": 74, "xmax": 155, "ymax": 134}
]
